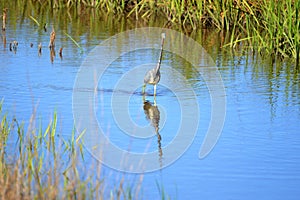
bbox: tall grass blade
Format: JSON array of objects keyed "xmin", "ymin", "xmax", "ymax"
[
  {"xmin": 29, "ymin": 15, "xmax": 40, "ymax": 26},
  {"xmin": 63, "ymin": 31, "xmax": 83, "ymax": 53}
]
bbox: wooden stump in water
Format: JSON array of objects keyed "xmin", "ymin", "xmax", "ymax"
[{"xmin": 49, "ymin": 26, "xmax": 56, "ymax": 49}]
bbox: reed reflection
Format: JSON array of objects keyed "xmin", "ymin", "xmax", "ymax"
[
  {"xmin": 50, "ymin": 48, "xmax": 55, "ymax": 63},
  {"xmin": 143, "ymin": 99, "xmax": 163, "ymax": 167},
  {"xmin": 2, "ymin": 30, "xmax": 6, "ymax": 49}
]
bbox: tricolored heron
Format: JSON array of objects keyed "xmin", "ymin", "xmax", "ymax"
[{"xmin": 142, "ymin": 33, "xmax": 165, "ymax": 97}]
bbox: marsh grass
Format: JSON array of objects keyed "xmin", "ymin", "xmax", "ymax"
[
  {"xmin": 4, "ymin": 0, "xmax": 298, "ymax": 65},
  {"xmin": 63, "ymin": 31, "xmax": 84, "ymax": 53},
  {"xmin": 0, "ymin": 102, "xmax": 144, "ymax": 199}
]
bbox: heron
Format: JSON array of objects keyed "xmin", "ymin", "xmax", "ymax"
[{"xmin": 142, "ymin": 33, "xmax": 166, "ymax": 97}]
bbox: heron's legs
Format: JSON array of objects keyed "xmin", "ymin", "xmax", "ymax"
[
  {"xmin": 142, "ymin": 84, "xmax": 146, "ymax": 94},
  {"xmin": 142, "ymin": 91, "xmax": 146, "ymax": 103},
  {"xmin": 153, "ymin": 84, "xmax": 157, "ymax": 105}
]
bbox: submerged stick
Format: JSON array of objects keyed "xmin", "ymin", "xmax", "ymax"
[
  {"xmin": 38, "ymin": 43, "xmax": 42, "ymax": 56},
  {"xmin": 43, "ymin": 23, "xmax": 47, "ymax": 32}
]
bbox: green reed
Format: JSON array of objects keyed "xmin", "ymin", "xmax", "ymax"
[
  {"xmin": 0, "ymin": 102, "xmax": 146, "ymax": 199},
  {"xmin": 14, "ymin": 0, "xmax": 297, "ymax": 65},
  {"xmin": 63, "ymin": 31, "xmax": 84, "ymax": 53}
]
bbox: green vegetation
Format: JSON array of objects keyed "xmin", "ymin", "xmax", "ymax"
[
  {"xmin": 63, "ymin": 31, "xmax": 84, "ymax": 53},
  {"xmin": 1, "ymin": 0, "xmax": 298, "ymax": 65},
  {"xmin": 7, "ymin": 0, "xmax": 298, "ymax": 65},
  {"xmin": 0, "ymin": 102, "xmax": 144, "ymax": 199}
]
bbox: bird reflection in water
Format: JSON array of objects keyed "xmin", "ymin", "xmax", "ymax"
[{"xmin": 143, "ymin": 99, "xmax": 163, "ymax": 167}]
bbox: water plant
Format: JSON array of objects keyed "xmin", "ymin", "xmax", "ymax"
[
  {"xmin": 63, "ymin": 31, "xmax": 83, "ymax": 53},
  {"xmin": 2, "ymin": 8, "xmax": 7, "ymax": 31},
  {"xmin": 0, "ymin": 101, "xmax": 144, "ymax": 199},
  {"xmin": 29, "ymin": 15, "xmax": 40, "ymax": 27},
  {"xmin": 2, "ymin": 0, "xmax": 298, "ymax": 65}
]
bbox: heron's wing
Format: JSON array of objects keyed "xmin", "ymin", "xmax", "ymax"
[{"xmin": 144, "ymin": 68, "xmax": 156, "ymax": 83}]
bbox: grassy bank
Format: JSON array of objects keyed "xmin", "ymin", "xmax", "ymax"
[
  {"xmin": 0, "ymin": 102, "xmax": 148, "ymax": 199},
  {"xmin": 6, "ymin": 0, "xmax": 298, "ymax": 66}
]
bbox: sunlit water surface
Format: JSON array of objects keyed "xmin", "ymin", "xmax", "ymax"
[{"xmin": 0, "ymin": 4, "xmax": 300, "ymax": 199}]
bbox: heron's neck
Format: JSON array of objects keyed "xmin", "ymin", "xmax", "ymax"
[{"xmin": 155, "ymin": 43, "xmax": 164, "ymax": 72}]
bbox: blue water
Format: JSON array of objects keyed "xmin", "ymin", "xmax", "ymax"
[{"xmin": 1, "ymin": 7, "xmax": 300, "ymax": 199}]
